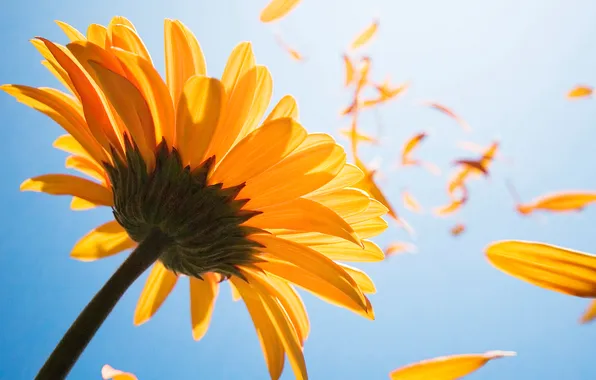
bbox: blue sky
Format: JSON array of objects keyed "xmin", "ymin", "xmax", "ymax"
[{"xmin": 1, "ymin": 0, "xmax": 596, "ymax": 379}]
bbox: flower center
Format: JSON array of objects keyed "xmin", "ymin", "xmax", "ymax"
[{"xmin": 104, "ymin": 138, "xmax": 264, "ymax": 279}]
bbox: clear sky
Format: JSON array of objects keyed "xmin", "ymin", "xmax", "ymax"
[{"xmin": 1, "ymin": 0, "xmax": 596, "ymax": 379}]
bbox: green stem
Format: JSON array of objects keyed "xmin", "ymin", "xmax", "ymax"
[{"xmin": 35, "ymin": 229, "xmax": 170, "ymax": 380}]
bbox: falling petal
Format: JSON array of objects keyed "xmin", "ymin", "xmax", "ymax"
[
  {"xmin": 350, "ymin": 19, "xmax": 379, "ymax": 50},
  {"xmin": 567, "ymin": 85, "xmax": 593, "ymax": 99},
  {"xmin": 389, "ymin": 351, "xmax": 516, "ymax": 380},
  {"xmin": 260, "ymin": 0, "xmax": 302, "ymax": 23}
]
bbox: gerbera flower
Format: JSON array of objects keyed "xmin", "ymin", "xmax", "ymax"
[{"xmin": 2, "ymin": 16, "xmax": 388, "ymax": 379}]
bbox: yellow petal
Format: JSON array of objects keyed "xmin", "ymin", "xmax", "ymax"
[
  {"xmin": 529, "ymin": 191, "xmax": 596, "ymax": 213},
  {"xmin": 87, "ymin": 24, "xmax": 109, "ymax": 48},
  {"xmin": 259, "ymin": 260, "xmax": 374, "ymax": 319},
  {"xmin": 306, "ymin": 188, "xmax": 370, "ymax": 218},
  {"xmin": 485, "ymin": 240, "xmax": 596, "ymax": 298},
  {"xmin": 352, "ymin": 216, "xmax": 388, "ymax": 239},
  {"xmin": 260, "ymin": 0, "xmax": 302, "ymax": 23},
  {"xmin": 71, "ymin": 220, "xmax": 135, "ymax": 261},
  {"xmin": 113, "ymin": 49, "xmax": 175, "ymax": 145},
  {"xmin": 175, "ymin": 75, "xmax": 225, "ymax": 166},
  {"xmin": 246, "ymin": 198, "xmax": 362, "ymax": 246},
  {"xmin": 0, "ymin": 85, "xmax": 107, "ymax": 164},
  {"xmin": 21, "ymin": 174, "xmax": 113, "ymax": 206},
  {"xmin": 342, "ymin": 54, "xmax": 355, "ymax": 87},
  {"xmin": 53, "ymin": 134, "xmax": 92, "ymax": 160},
  {"xmin": 580, "ymin": 300, "xmax": 596, "ymax": 324},
  {"xmin": 134, "ymin": 262, "xmax": 178, "ymax": 325},
  {"xmin": 210, "ymin": 118, "xmax": 307, "ymax": 187},
  {"xmin": 88, "ymin": 60, "xmax": 156, "ymax": 169},
  {"xmin": 109, "ymin": 24, "xmax": 152, "ymax": 62},
  {"xmin": 238, "ymin": 269, "xmax": 308, "ymax": 380},
  {"xmin": 230, "ymin": 277, "xmax": 285, "ymax": 380},
  {"xmin": 266, "ymin": 276, "xmax": 310, "ymax": 344},
  {"xmin": 345, "ymin": 199, "xmax": 388, "ymax": 224},
  {"xmin": 220, "ymin": 42, "xmax": 255, "ymax": 96},
  {"xmin": 252, "ymin": 234, "xmax": 367, "ymax": 309},
  {"xmin": 190, "ymin": 274, "xmax": 219, "ymax": 341},
  {"xmin": 65, "ymin": 155, "xmax": 106, "ymax": 183},
  {"xmin": 312, "ymin": 240, "xmax": 385, "ymax": 262},
  {"xmin": 351, "ymin": 19, "xmax": 379, "ymax": 50},
  {"xmin": 209, "ymin": 66, "xmax": 257, "ymax": 164},
  {"xmin": 164, "ymin": 19, "xmax": 207, "ymax": 104},
  {"xmin": 230, "ymin": 282, "xmax": 242, "ymax": 301},
  {"xmin": 567, "ymin": 85, "xmax": 593, "ymax": 99},
  {"xmin": 309, "ymin": 163, "xmax": 365, "ymax": 195},
  {"xmin": 40, "ymin": 60, "xmax": 76, "ymax": 93},
  {"xmin": 70, "ymin": 196, "xmax": 99, "ymax": 211},
  {"xmin": 338, "ymin": 263, "xmax": 375, "ymax": 293},
  {"xmin": 235, "ymin": 65, "xmax": 273, "ymax": 142},
  {"xmin": 389, "ymin": 351, "xmax": 516, "ymax": 380},
  {"xmin": 108, "ymin": 16, "xmax": 137, "ymax": 31},
  {"xmin": 240, "ymin": 143, "xmax": 346, "ymax": 209},
  {"xmin": 264, "ymin": 95, "xmax": 299, "ymax": 123},
  {"xmin": 38, "ymin": 38, "xmax": 122, "ymax": 154},
  {"xmin": 55, "ymin": 21, "xmax": 86, "ymax": 42}
]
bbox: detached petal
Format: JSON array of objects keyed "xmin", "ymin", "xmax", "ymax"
[
  {"xmin": 485, "ymin": 240, "xmax": 596, "ymax": 298},
  {"xmin": 389, "ymin": 351, "xmax": 516, "ymax": 380}
]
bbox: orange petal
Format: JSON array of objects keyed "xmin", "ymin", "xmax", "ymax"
[
  {"xmin": 21, "ymin": 174, "xmax": 113, "ymax": 206},
  {"xmin": 580, "ymin": 300, "xmax": 596, "ymax": 324},
  {"xmin": 134, "ymin": 262, "xmax": 178, "ymax": 325},
  {"xmin": 109, "ymin": 24, "xmax": 152, "ymax": 63},
  {"xmin": 190, "ymin": 274, "xmax": 219, "ymax": 341},
  {"xmin": 71, "ymin": 220, "xmax": 135, "ymax": 261},
  {"xmin": 164, "ymin": 19, "xmax": 207, "ymax": 105},
  {"xmin": 567, "ymin": 85, "xmax": 593, "ymax": 99},
  {"xmin": 175, "ymin": 75, "xmax": 225, "ymax": 167},
  {"xmin": 211, "ymin": 118, "xmax": 307, "ymax": 187},
  {"xmin": 246, "ymin": 197, "xmax": 362, "ymax": 246},
  {"xmin": 485, "ymin": 240, "xmax": 596, "ymax": 298},
  {"xmin": 264, "ymin": 95, "xmax": 299, "ymax": 123},
  {"xmin": 389, "ymin": 351, "xmax": 516, "ymax": 380}
]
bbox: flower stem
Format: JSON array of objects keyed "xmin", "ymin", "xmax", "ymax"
[{"xmin": 35, "ymin": 228, "xmax": 170, "ymax": 380}]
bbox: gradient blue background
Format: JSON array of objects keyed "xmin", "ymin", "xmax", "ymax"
[{"xmin": 1, "ymin": 0, "xmax": 596, "ymax": 378}]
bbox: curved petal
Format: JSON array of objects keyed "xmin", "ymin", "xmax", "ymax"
[
  {"xmin": 164, "ymin": 19, "xmax": 207, "ymax": 104},
  {"xmin": 208, "ymin": 66, "xmax": 257, "ymax": 164},
  {"xmin": 53, "ymin": 134, "xmax": 92, "ymax": 161},
  {"xmin": 175, "ymin": 75, "xmax": 225, "ymax": 166},
  {"xmin": 238, "ymin": 269, "xmax": 307, "ymax": 380},
  {"xmin": 65, "ymin": 155, "xmax": 106, "ymax": 183},
  {"xmin": 70, "ymin": 196, "xmax": 100, "ymax": 211},
  {"xmin": 210, "ymin": 118, "xmax": 307, "ymax": 187},
  {"xmin": 235, "ymin": 65, "xmax": 273, "ymax": 142},
  {"xmin": 246, "ymin": 198, "xmax": 361, "ymax": 246},
  {"xmin": 389, "ymin": 351, "xmax": 516, "ymax": 380},
  {"xmin": 190, "ymin": 274, "xmax": 219, "ymax": 341},
  {"xmin": 264, "ymin": 276, "xmax": 310, "ymax": 345},
  {"xmin": 260, "ymin": 0, "xmax": 302, "ymax": 23},
  {"xmin": 306, "ymin": 188, "xmax": 370, "ymax": 218},
  {"xmin": 251, "ymin": 234, "xmax": 366, "ymax": 309},
  {"xmin": 338, "ymin": 263, "xmax": 376, "ymax": 293},
  {"xmin": 313, "ymin": 240, "xmax": 385, "ymax": 262},
  {"xmin": 21, "ymin": 174, "xmax": 113, "ymax": 206},
  {"xmin": 580, "ymin": 300, "xmax": 596, "ymax": 324},
  {"xmin": 71, "ymin": 220, "xmax": 135, "ymax": 261},
  {"xmin": 109, "ymin": 24, "xmax": 152, "ymax": 62},
  {"xmin": 55, "ymin": 21, "xmax": 86, "ymax": 42},
  {"xmin": 113, "ymin": 49, "xmax": 175, "ymax": 146},
  {"xmin": 87, "ymin": 24, "xmax": 109, "ymax": 47},
  {"xmin": 240, "ymin": 143, "xmax": 346, "ymax": 209},
  {"xmin": 258, "ymin": 260, "xmax": 373, "ymax": 319},
  {"xmin": 0, "ymin": 85, "xmax": 107, "ymax": 164},
  {"xmin": 230, "ymin": 277, "xmax": 285, "ymax": 380},
  {"xmin": 485, "ymin": 240, "xmax": 596, "ymax": 298},
  {"xmin": 88, "ymin": 61, "xmax": 156, "ymax": 169},
  {"xmin": 134, "ymin": 262, "xmax": 178, "ymax": 325},
  {"xmin": 264, "ymin": 95, "xmax": 299, "ymax": 123},
  {"xmin": 309, "ymin": 163, "xmax": 364, "ymax": 196}
]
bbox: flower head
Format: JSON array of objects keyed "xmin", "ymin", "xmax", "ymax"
[{"xmin": 2, "ymin": 17, "xmax": 388, "ymax": 379}]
